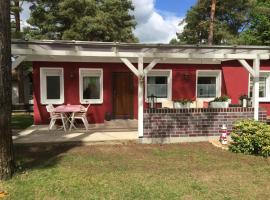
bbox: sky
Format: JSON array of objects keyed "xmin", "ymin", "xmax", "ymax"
[{"xmin": 21, "ymin": 0, "xmax": 197, "ymax": 43}]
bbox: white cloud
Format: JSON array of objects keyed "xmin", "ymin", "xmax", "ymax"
[
  {"xmin": 21, "ymin": 2, "xmax": 32, "ymax": 29},
  {"xmin": 132, "ymin": 0, "xmax": 184, "ymax": 43}
]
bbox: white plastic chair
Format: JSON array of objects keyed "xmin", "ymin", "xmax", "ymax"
[
  {"xmin": 46, "ymin": 104, "xmax": 67, "ymax": 132},
  {"xmin": 69, "ymin": 104, "xmax": 90, "ymax": 131}
]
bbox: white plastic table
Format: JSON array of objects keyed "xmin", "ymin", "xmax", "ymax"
[{"xmin": 54, "ymin": 105, "xmax": 84, "ymax": 131}]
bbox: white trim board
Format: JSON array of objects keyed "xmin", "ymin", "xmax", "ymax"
[
  {"xmin": 79, "ymin": 68, "xmax": 103, "ymax": 104},
  {"xmin": 248, "ymin": 70, "xmax": 270, "ymax": 102},
  {"xmin": 40, "ymin": 67, "xmax": 64, "ymax": 105},
  {"xmin": 196, "ymin": 70, "xmax": 222, "ymax": 99},
  {"xmin": 145, "ymin": 69, "xmax": 172, "ymax": 102}
]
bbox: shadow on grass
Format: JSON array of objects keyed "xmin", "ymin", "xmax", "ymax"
[
  {"xmin": 11, "ymin": 114, "xmax": 33, "ymax": 130},
  {"xmin": 14, "ymin": 143, "xmax": 82, "ymax": 172}
]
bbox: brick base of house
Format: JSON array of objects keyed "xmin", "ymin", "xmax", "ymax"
[{"xmin": 143, "ymin": 108, "xmax": 267, "ymax": 140}]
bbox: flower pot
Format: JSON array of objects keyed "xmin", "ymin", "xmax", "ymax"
[
  {"xmin": 174, "ymin": 102, "xmax": 191, "ymax": 108},
  {"xmin": 209, "ymin": 101, "xmax": 229, "ymax": 108},
  {"xmin": 105, "ymin": 112, "xmax": 112, "ymax": 121}
]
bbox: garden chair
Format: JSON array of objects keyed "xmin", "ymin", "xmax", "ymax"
[
  {"xmin": 46, "ymin": 104, "xmax": 67, "ymax": 132},
  {"xmin": 69, "ymin": 104, "xmax": 90, "ymax": 131}
]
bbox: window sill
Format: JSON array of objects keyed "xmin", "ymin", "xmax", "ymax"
[
  {"xmin": 80, "ymin": 99, "xmax": 103, "ymax": 104},
  {"xmin": 258, "ymin": 99, "xmax": 270, "ymax": 103},
  {"xmin": 196, "ymin": 97, "xmax": 215, "ymax": 101},
  {"xmin": 41, "ymin": 100, "xmax": 64, "ymax": 105},
  {"xmin": 145, "ymin": 98, "xmax": 171, "ymax": 103}
]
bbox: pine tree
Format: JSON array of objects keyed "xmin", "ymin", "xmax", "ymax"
[
  {"xmin": 26, "ymin": 0, "xmax": 138, "ymax": 42},
  {"xmin": 238, "ymin": 0, "xmax": 270, "ymax": 45},
  {"xmin": 174, "ymin": 0, "xmax": 253, "ymax": 45},
  {"xmin": 208, "ymin": 0, "xmax": 216, "ymax": 45}
]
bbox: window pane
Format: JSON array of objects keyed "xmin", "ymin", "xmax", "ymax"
[
  {"xmin": 147, "ymin": 76, "xmax": 168, "ymax": 98},
  {"xmin": 46, "ymin": 76, "xmax": 60, "ymax": 99},
  {"xmin": 148, "ymin": 77, "xmax": 156, "ymax": 84},
  {"xmin": 83, "ymin": 76, "xmax": 100, "ymax": 99},
  {"xmin": 197, "ymin": 77, "xmax": 216, "ymax": 98},
  {"xmin": 250, "ymin": 77, "xmax": 266, "ymax": 98},
  {"xmin": 155, "ymin": 77, "xmax": 167, "ymax": 84}
]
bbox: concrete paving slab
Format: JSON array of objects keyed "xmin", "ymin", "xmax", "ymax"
[{"xmin": 13, "ymin": 124, "xmax": 138, "ymax": 144}]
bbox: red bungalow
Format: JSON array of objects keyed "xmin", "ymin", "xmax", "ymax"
[{"xmin": 12, "ymin": 40, "xmax": 270, "ymax": 141}]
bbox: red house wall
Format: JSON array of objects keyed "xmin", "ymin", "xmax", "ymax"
[
  {"xmin": 222, "ymin": 60, "xmax": 270, "ymax": 115},
  {"xmin": 33, "ymin": 62, "xmax": 139, "ymax": 124},
  {"xmin": 33, "ymin": 60, "xmax": 270, "ymax": 124}
]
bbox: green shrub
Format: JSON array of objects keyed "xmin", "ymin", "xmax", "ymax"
[{"xmin": 229, "ymin": 120, "xmax": 270, "ymax": 157}]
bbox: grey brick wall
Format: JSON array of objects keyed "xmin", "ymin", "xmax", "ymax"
[{"xmin": 144, "ymin": 108, "xmax": 267, "ymax": 138}]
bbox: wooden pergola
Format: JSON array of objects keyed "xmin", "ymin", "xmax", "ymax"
[{"xmin": 11, "ymin": 40, "xmax": 270, "ymax": 137}]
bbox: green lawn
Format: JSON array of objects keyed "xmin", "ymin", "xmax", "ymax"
[
  {"xmin": 11, "ymin": 114, "xmax": 33, "ymax": 130},
  {"xmin": 1, "ymin": 143, "xmax": 270, "ymax": 200}
]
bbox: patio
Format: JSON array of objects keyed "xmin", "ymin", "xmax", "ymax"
[{"xmin": 12, "ymin": 119, "xmax": 138, "ymax": 144}]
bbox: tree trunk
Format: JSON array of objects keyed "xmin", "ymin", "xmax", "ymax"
[
  {"xmin": 208, "ymin": 0, "xmax": 216, "ymax": 45},
  {"xmin": 14, "ymin": 0, "xmax": 25, "ymax": 103},
  {"xmin": 14, "ymin": 0, "xmax": 20, "ymax": 34},
  {"xmin": 0, "ymin": 0, "xmax": 15, "ymax": 180}
]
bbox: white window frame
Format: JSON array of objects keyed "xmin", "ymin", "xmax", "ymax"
[
  {"xmin": 248, "ymin": 71, "xmax": 270, "ymax": 102},
  {"xmin": 40, "ymin": 67, "xmax": 64, "ymax": 105},
  {"xmin": 145, "ymin": 70, "xmax": 172, "ymax": 102},
  {"xmin": 79, "ymin": 68, "xmax": 103, "ymax": 104},
  {"xmin": 196, "ymin": 70, "xmax": 222, "ymax": 100}
]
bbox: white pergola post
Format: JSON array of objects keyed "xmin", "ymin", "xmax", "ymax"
[
  {"xmin": 253, "ymin": 57, "xmax": 260, "ymax": 120},
  {"xmin": 239, "ymin": 57, "xmax": 260, "ymax": 120},
  {"xmin": 138, "ymin": 56, "xmax": 144, "ymax": 137},
  {"xmin": 120, "ymin": 56, "xmax": 157, "ymax": 138}
]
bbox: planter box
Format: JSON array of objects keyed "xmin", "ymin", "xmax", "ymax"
[
  {"xmin": 209, "ymin": 101, "xmax": 229, "ymax": 108},
  {"xmin": 174, "ymin": 102, "xmax": 191, "ymax": 108}
]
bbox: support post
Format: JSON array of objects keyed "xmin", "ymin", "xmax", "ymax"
[
  {"xmin": 253, "ymin": 57, "xmax": 260, "ymax": 120},
  {"xmin": 138, "ymin": 56, "xmax": 144, "ymax": 137}
]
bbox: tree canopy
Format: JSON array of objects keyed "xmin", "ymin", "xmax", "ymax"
[
  {"xmin": 173, "ymin": 0, "xmax": 270, "ymax": 45},
  {"xmin": 26, "ymin": 0, "xmax": 138, "ymax": 42},
  {"xmin": 238, "ymin": 0, "xmax": 270, "ymax": 45}
]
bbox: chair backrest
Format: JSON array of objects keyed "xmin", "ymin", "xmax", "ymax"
[
  {"xmin": 80, "ymin": 104, "xmax": 90, "ymax": 113},
  {"xmin": 46, "ymin": 104, "xmax": 55, "ymax": 112},
  {"xmin": 46, "ymin": 104, "xmax": 56, "ymax": 117}
]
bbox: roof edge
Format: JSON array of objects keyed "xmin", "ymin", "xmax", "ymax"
[{"xmin": 11, "ymin": 39, "xmax": 270, "ymax": 50}]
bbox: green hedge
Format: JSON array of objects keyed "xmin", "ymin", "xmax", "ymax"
[{"xmin": 229, "ymin": 120, "xmax": 270, "ymax": 157}]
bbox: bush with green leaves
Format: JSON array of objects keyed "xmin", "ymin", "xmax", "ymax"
[{"xmin": 229, "ymin": 120, "xmax": 270, "ymax": 157}]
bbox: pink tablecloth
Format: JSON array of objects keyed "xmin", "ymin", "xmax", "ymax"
[{"xmin": 54, "ymin": 105, "xmax": 83, "ymax": 113}]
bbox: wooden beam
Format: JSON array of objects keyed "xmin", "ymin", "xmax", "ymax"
[
  {"xmin": 120, "ymin": 58, "xmax": 139, "ymax": 77},
  {"xmin": 12, "ymin": 56, "xmax": 26, "ymax": 69},
  {"xmin": 143, "ymin": 59, "xmax": 160, "ymax": 74},
  {"xmin": 239, "ymin": 59, "xmax": 255, "ymax": 77},
  {"xmin": 11, "ymin": 47, "xmax": 270, "ymax": 60}
]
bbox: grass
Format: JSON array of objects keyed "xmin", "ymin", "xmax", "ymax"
[
  {"xmin": 1, "ymin": 143, "xmax": 270, "ymax": 200},
  {"xmin": 11, "ymin": 114, "xmax": 33, "ymax": 130}
]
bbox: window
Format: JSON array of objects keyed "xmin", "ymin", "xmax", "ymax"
[
  {"xmin": 249, "ymin": 72, "xmax": 270, "ymax": 101},
  {"xmin": 40, "ymin": 68, "xmax": 64, "ymax": 104},
  {"xmin": 79, "ymin": 68, "xmax": 103, "ymax": 104},
  {"xmin": 196, "ymin": 70, "xmax": 221, "ymax": 98},
  {"xmin": 146, "ymin": 70, "xmax": 172, "ymax": 102}
]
